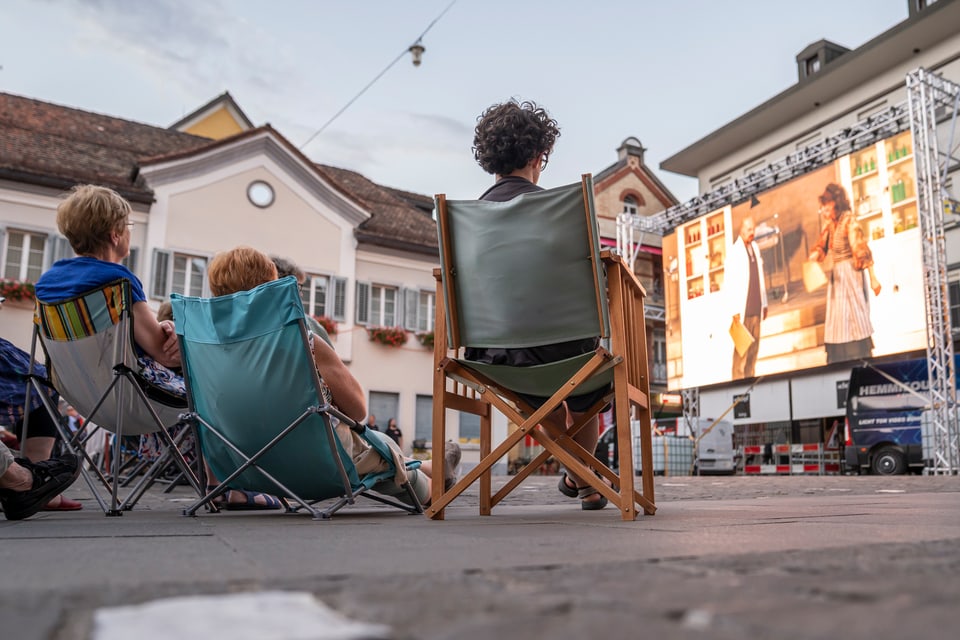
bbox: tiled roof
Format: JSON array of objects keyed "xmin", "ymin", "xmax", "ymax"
[
  {"xmin": 316, "ymin": 164, "xmax": 438, "ymax": 255},
  {"xmin": 0, "ymin": 92, "xmax": 211, "ymax": 203},
  {"xmin": 0, "ymin": 91, "xmax": 437, "ymax": 254}
]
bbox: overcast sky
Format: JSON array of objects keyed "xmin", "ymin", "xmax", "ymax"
[{"xmin": 1, "ymin": 0, "xmax": 913, "ymax": 204}]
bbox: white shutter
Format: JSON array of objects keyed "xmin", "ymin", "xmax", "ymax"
[
  {"xmin": 333, "ymin": 276, "xmax": 347, "ymax": 322},
  {"xmin": 47, "ymin": 235, "xmax": 75, "ymax": 268},
  {"xmin": 151, "ymin": 249, "xmax": 171, "ymax": 299},
  {"xmin": 355, "ymin": 281, "xmax": 370, "ymax": 325},
  {"xmin": 123, "ymin": 247, "xmax": 140, "ymax": 275},
  {"xmin": 403, "ymin": 287, "xmax": 418, "ymax": 331}
]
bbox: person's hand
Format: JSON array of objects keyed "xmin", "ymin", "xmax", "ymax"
[
  {"xmin": 732, "ymin": 313, "xmax": 740, "ymax": 324},
  {"xmin": 762, "ymin": 307, "xmax": 768, "ymax": 321},
  {"xmin": 159, "ymin": 320, "xmax": 181, "ymax": 366},
  {"xmin": 871, "ymin": 276, "xmax": 881, "ymax": 296}
]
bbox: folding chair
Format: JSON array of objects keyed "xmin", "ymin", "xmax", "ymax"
[
  {"xmin": 23, "ymin": 279, "xmax": 202, "ymax": 516},
  {"xmin": 429, "ymin": 174, "xmax": 656, "ymax": 521},
  {"xmin": 171, "ymin": 277, "xmax": 424, "ymax": 520}
]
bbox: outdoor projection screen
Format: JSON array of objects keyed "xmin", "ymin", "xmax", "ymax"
[{"xmin": 663, "ymin": 130, "xmax": 926, "ymax": 390}]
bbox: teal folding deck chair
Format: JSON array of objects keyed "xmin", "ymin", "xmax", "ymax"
[
  {"xmin": 24, "ymin": 279, "xmax": 202, "ymax": 516},
  {"xmin": 429, "ymin": 174, "xmax": 656, "ymax": 521},
  {"xmin": 171, "ymin": 277, "xmax": 423, "ymax": 520}
]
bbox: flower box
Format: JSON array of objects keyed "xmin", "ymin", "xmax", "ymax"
[{"xmin": 366, "ymin": 325, "xmax": 408, "ymax": 348}]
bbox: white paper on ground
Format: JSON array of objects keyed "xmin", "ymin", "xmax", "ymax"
[{"xmin": 91, "ymin": 591, "xmax": 392, "ymax": 640}]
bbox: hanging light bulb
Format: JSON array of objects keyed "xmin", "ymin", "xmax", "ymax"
[{"xmin": 409, "ymin": 42, "xmax": 425, "ymax": 67}]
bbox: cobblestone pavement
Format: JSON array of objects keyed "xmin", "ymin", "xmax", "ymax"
[{"xmin": 2, "ymin": 474, "xmax": 958, "ymax": 640}]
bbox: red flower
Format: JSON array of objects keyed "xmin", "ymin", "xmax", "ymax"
[
  {"xmin": 312, "ymin": 315, "xmax": 338, "ymax": 336},
  {"xmin": 366, "ymin": 325, "xmax": 408, "ymax": 347},
  {"xmin": 0, "ymin": 278, "xmax": 36, "ymax": 302}
]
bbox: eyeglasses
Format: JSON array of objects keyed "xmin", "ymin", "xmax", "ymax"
[{"xmin": 539, "ymin": 153, "xmax": 549, "ymax": 171}]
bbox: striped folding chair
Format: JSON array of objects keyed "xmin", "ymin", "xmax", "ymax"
[{"xmin": 23, "ymin": 279, "xmax": 202, "ymax": 515}]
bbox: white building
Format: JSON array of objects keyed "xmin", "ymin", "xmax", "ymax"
[
  {"xmin": 656, "ymin": 0, "xmax": 960, "ymax": 447},
  {"xmin": 0, "ymin": 92, "xmax": 443, "ymax": 453}
]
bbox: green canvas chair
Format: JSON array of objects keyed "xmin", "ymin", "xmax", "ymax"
[
  {"xmin": 429, "ymin": 174, "xmax": 656, "ymax": 521},
  {"xmin": 172, "ymin": 277, "xmax": 423, "ymax": 520},
  {"xmin": 24, "ymin": 279, "xmax": 202, "ymax": 516}
]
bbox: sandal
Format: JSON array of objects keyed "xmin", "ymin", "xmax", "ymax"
[
  {"xmin": 557, "ymin": 473, "xmax": 578, "ymax": 498},
  {"xmin": 207, "ymin": 485, "xmax": 282, "ymax": 511},
  {"xmin": 578, "ymin": 486, "xmax": 608, "ymax": 511}
]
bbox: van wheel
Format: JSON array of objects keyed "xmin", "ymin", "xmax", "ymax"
[{"xmin": 872, "ymin": 447, "xmax": 905, "ymax": 475}]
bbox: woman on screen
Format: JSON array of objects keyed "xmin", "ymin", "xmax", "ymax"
[{"xmin": 808, "ymin": 183, "xmax": 881, "ymax": 363}]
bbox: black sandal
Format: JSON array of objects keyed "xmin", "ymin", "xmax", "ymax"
[
  {"xmin": 557, "ymin": 473, "xmax": 578, "ymax": 498},
  {"xmin": 577, "ymin": 486, "xmax": 609, "ymax": 511}
]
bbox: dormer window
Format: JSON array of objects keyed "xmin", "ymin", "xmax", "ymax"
[
  {"xmin": 623, "ymin": 195, "xmax": 638, "ymax": 216},
  {"xmin": 805, "ymin": 56, "xmax": 821, "ymax": 76}
]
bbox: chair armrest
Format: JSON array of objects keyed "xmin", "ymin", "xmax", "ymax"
[{"xmin": 601, "ymin": 251, "xmax": 647, "ymax": 297}]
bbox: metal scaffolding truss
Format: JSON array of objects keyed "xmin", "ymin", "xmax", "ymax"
[
  {"xmin": 619, "ymin": 67, "xmax": 960, "ymax": 474},
  {"xmin": 906, "ymin": 67, "xmax": 960, "ymax": 475},
  {"xmin": 617, "ymin": 102, "xmax": 913, "ymax": 240}
]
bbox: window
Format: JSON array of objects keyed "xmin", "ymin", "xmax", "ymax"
[
  {"xmin": 459, "ymin": 412, "xmax": 480, "ymax": 443},
  {"xmin": 622, "ymin": 195, "xmax": 638, "ymax": 216},
  {"xmin": 2, "ymin": 229, "xmax": 46, "ymax": 282},
  {"xmin": 122, "ymin": 247, "xmax": 139, "ymax": 275},
  {"xmin": 302, "ymin": 274, "xmax": 347, "ymax": 321},
  {"xmin": 355, "ymin": 281, "xmax": 399, "ymax": 326},
  {"xmin": 414, "ymin": 394, "xmax": 433, "ymax": 443},
  {"xmin": 652, "ymin": 329, "xmax": 667, "ymax": 383},
  {"xmin": 151, "ymin": 249, "xmax": 207, "ymax": 299},
  {"xmin": 805, "ymin": 56, "xmax": 820, "ymax": 77},
  {"xmin": 950, "ymin": 281, "xmax": 960, "ymax": 332},
  {"xmin": 369, "ymin": 391, "xmax": 399, "ymax": 429},
  {"xmin": 404, "ymin": 288, "xmax": 435, "ymax": 332}
]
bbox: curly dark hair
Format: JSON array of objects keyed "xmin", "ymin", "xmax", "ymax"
[
  {"xmin": 819, "ymin": 183, "xmax": 851, "ymax": 215},
  {"xmin": 472, "ymin": 100, "xmax": 560, "ymax": 176}
]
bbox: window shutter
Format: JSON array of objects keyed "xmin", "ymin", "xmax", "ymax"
[
  {"xmin": 151, "ymin": 249, "xmax": 171, "ymax": 299},
  {"xmin": 123, "ymin": 247, "xmax": 139, "ymax": 275},
  {"xmin": 47, "ymin": 235, "xmax": 75, "ymax": 268},
  {"xmin": 403, "ymin": 287, "xmax": 418, "ymax": 331},
  {"xmin": 333, "ymin": 276, "xmax": 347, "ymax": 322},
  {"xmin": 355, "ymin": 281, "xmax": 370, "ymax": 325}
]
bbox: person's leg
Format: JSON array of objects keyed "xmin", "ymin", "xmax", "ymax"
[
  {"xmin": 16, "ymin": 409, "xmax": 81, "ymax": 510},
  {"xmin": 0, "ymin": 444, "xmax": 21, "ymax": 483},
  {"xmin": 415, "ymin": 440, "xmax": 462, "ymax": 495},
  {"xmin": 564, "ymin": 412, "xmax": 604, "ymax": 506},
  {"xmin": 0, "ymin": 450, "xmax": 81, "ymax": 520}
]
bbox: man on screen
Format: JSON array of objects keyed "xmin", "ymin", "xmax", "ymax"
[{"xmin": 727, "ymin": 216, "xmax": 767, "ymax": 379}]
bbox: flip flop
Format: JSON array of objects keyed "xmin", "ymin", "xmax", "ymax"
[
  {"xmin": 217, "ymin": 488, "xmax": 282, "ymax": 511},
  {"xmin": 43, "ymin": 496, "xmax": 83, "ymax": 511}
]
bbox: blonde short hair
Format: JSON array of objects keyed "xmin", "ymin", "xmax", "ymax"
[
  {"xmin": 56, "ymin": 184, "xmax": 131, "ymax": 255},
  {"xmin": 208, "ymin": 246, "xmax": 278, "ymax": 297}
]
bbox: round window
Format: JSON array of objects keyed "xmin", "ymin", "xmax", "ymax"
[{"xmin": 247, "ymin": 180, "xmax": 275, "ymax": 208}]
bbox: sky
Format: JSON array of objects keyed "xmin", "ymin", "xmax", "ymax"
[{"xmin": 0, "ymin": 0, "xmax": 914, "ymax": 204}]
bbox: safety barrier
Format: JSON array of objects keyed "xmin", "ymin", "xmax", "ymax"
[{"xmin": 741, "ymin": 443, "xmax": 840, "ymax": 475}]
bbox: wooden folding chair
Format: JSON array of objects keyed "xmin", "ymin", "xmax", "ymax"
[{"xmin": 428, "ymin": 174, "xmax": 655, "ymax": 521}]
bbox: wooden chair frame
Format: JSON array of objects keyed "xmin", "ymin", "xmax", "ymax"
[{"xmin": 428, "ymin": 175, "xmax": 656, "ymax": 521}]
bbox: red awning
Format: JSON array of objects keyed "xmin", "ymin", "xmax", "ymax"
[{"xmin": 601, "ymin": 238, "xmax": 662, "ymax": 255}]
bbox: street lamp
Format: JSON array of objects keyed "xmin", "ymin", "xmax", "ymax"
[{"xmin": 409, "ymin": 42, "xmax": 425, "ymax": 67}]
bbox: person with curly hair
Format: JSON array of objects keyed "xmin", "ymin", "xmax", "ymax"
[
  {"xmin": 808, "ymin": 182, "xmax": 881, "ymax": 363},
  {"xmin": 465, "ymin": 100, "xmax": 608, "ymax": 511}
]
